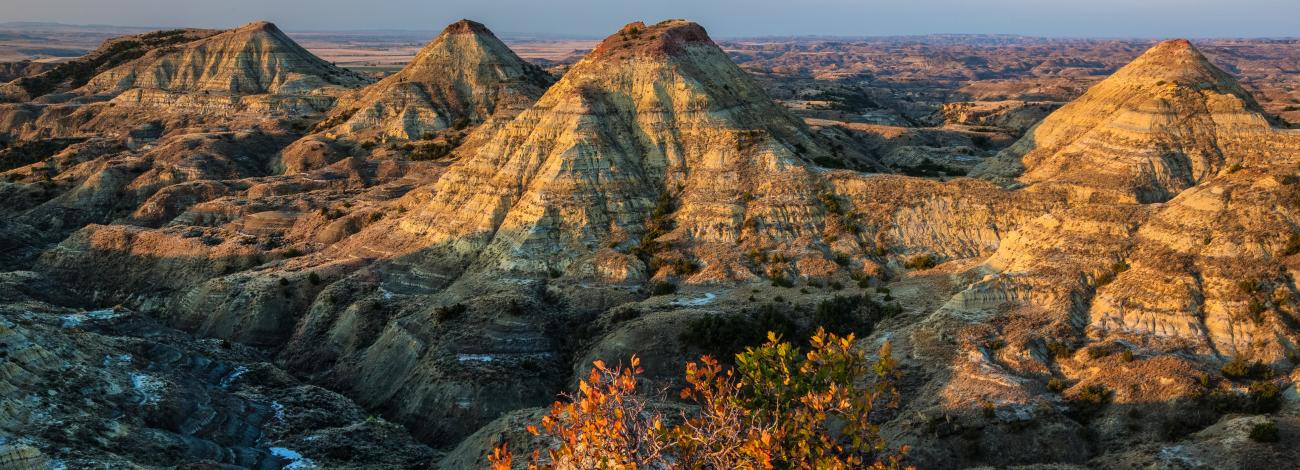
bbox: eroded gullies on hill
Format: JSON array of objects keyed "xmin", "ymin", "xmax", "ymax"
[
  {"xmin": 318, "ymin": 19, "xmax": 553, "ymax": 143},
  {"xmin": 0, "ymin": 19, "xmax": 1298, "ymax": 469}
]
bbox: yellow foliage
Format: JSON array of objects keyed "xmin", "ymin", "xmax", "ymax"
[{"xmin": 491, "ymin": 330, "xmax": 912, "ymax": 469}]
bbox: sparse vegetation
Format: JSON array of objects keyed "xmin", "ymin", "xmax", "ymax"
[
  {"xmin": 1221, "ymin": 357, "xmax": 1272, "ymax": 381},
  {"xmin": 814, "ymin": 294, "xmax": 887, "ymax": 337},
  {"xmin": 904, "ymin": 253, "xmax": 937, "ymax": 270},
  {"xmin": 818, "ymin": 192, "xmax": 843, "ymax": 215},
  {"xmin": 680, "ymin": 295, "xmax": 896, "ymax": 360},
  {"xmin": 1283, "ymin": 232, "xmax": 1300, "ymax": 255},
  {"xmin": 895, "ymin": 157, "xmax": 967, "ymax": 178},
  {"xmin": 672, "ymin": 258, "xmax": 700, "ymax": 276},
  {"xmin": 648, "ymin": 280, "xmax": 678, "ymax": 296},
  {"xmin": 1249, "ymin": 421, "xmax": 1280, "ymax": 443},
  {"xmin": 1068, "ymin": 384, "xmax": 1112, "ymax": 419},
  {"xmin": 632, "ymin": 191, "xmax": 677, "ymax": 263},
  {"xmin": 680, "ymin": 306, "xmax": 798, "ymax": 359},
  {"xmin": 1247, "ymin": 380, "xmax": 1283, "ymax": 413},
  {"xmin": 768, "ymin": 271, "xmax": 795, "ymax": 288},
  {"xmin": 1096, "ymin": 260, "xmax": 1130, "ymax": 286},
  {"xmin": 851, "ymin": 271, "xmax": 874, "ymax": 288},
  {"xmin": 435, "ymin": 303, "xmax": 467, "ymax": 322}
]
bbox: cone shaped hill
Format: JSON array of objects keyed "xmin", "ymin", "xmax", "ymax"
[{"xmin": 1, "ymin": 19, "xmax": 1300, "ymax": 469}]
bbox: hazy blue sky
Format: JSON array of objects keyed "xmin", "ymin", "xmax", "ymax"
[{"xmin": 3, "ymin": 0, "xmax": 1298, "ymax": 38}]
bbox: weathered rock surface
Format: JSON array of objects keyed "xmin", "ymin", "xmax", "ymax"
[
  {"xmin": 3, "ymin": 23, "xmax": 1300, "ymax": 470},
  {"xmin": 939, "ymin": 100, "xmax": 1061, "ymax": 134},
  {"xmin": 83, "ymin": 21, "xmax": 366, "ymax": 99},
  {"xmin": 371, "ymin": 19, "xmax": 843, "ymax": 284},
  {"xmin": 0, "ymin": 29, "xmax": 220, "ymax": 103},
  {"xmin": 0, "ymin": 61, "xmax": 56, "ymax": 84},
  {"xmin": 325, "ymin": 19, "xmax": 552, "ymax": 141},
  {"xmin": 0, "ymin": 271, "xmax": 434, "ymax": 469},
  {"xmin": 975, "ymin": 39, "xmax": 1286, "ymax": 203}
]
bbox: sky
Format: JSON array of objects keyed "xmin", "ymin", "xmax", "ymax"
[{"xmin": 2, "ymin": 0, "xmax": 1298, "ymax": 38}]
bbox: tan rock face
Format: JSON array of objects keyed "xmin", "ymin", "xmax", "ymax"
[
  {"xmin": 976, "ymin": 40, "xmax": 1280, "ymax": 203},
  {"xmin": 0, "ymin": 28, "xmax": 221, "ymax": 103},
  {"xmin": 939, "ymin": 100, "xmax": 1060, "ymax": 134},
  {"xmin": 373, "ymin": 19, "xmax": 840, "ymax": 284},
  {"xmin": 954, "ymin": 40, "xmax": 1300, "ymax": 363},
  {"xmin": 327, "ymin": 19, "xmax": 552, "ymax": 141},
  {"xmin": 83, "ymin": 21, "xmax": 367, "ymax": 97},
  {"xmin": 9, "ymin": 24, "xmax": 1300, "ymax": 469},
  {"xmin": 0, "ymin": 21, "xmax": 371, "ymax": 148},
  {"xmin": 1089, "ymin": 170, "xmax": 1300, "ymax": 360}
]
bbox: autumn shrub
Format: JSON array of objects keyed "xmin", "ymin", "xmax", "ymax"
[
  {"xmin": 496, "ymin": 329, "xmax": 912, "ymax": 469},
  {"xmin": 493, "ymin": 356, "xmax": 668, "ymax": 469},
  {"xmin": 668, "ymin": 331, "xmax": 908, "ymax": 468}
]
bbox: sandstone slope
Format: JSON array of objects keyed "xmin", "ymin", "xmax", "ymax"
[
  {"xmin": 324, "ymin": 19, "xmax": 552, "ymax": 141},
  {"xmin": 0, "ymin": 28, "xmax": 220, "ymax": 102},
  {"xmin": 975, "ymin": 39, "xmax": 1281, "ymax": 203},
  {"xmin": 9, "ymin": 28, "xmax": 1300, "ymax": 470},
  {"xmin": 82, "ymin": 21, "xmax": 367, "ymax": 98},
  {"xmin": 363, "ymin": 19, "xmax": 845, "ymax": 284}
]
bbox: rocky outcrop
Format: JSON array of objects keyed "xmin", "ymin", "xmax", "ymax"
[
  {"xmin": 975, "ymin": 40, "xmax": 1282, "ymax": 203},
  {"xmin": 939, "ymin": 100, "xmax": 1061, "ymax": 134},
  {"xmin": 6, "ymin": 22, "xmax": 1300, "ymax": 470},
  {"xmin": 0, "ymin": 29, "xmax": 220, "ymax": 102},
  {"xmin": 325, "ymin": 19, "xmax": 552, "ymax": 141},
  {"xmin": 0, "ymin": 22, "xmax": 371, "ymax": 151},
  {"xmin": 954, "ymin": 40, "xmax": 1300, "ymax": 364},
  {"xmin": 1088, "ymin": 169, "xmax": 1300, "ymax": 361},
  {"xmin": 83, "ymin": 21, "xmax": 366, "ymax": 98},
  {"xmin": 362, "ymin": 19, "xmax": 842, "ymax": 284},
  {"xmin": 0, "ymin": 271, "xmax": 434, "ymax": 469},
  {"xmin": 0, "ymin": 60, "xmax": 56, "ymax": 83}
]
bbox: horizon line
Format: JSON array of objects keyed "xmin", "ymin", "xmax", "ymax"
[{"xmin": 3, "ymin": 20, "xmax": 1299, "ymax": 42}]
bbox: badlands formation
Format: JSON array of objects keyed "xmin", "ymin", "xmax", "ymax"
[{"xmin": 0, "ymin": 17, "xmax": 1298, "ymax": 470}]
